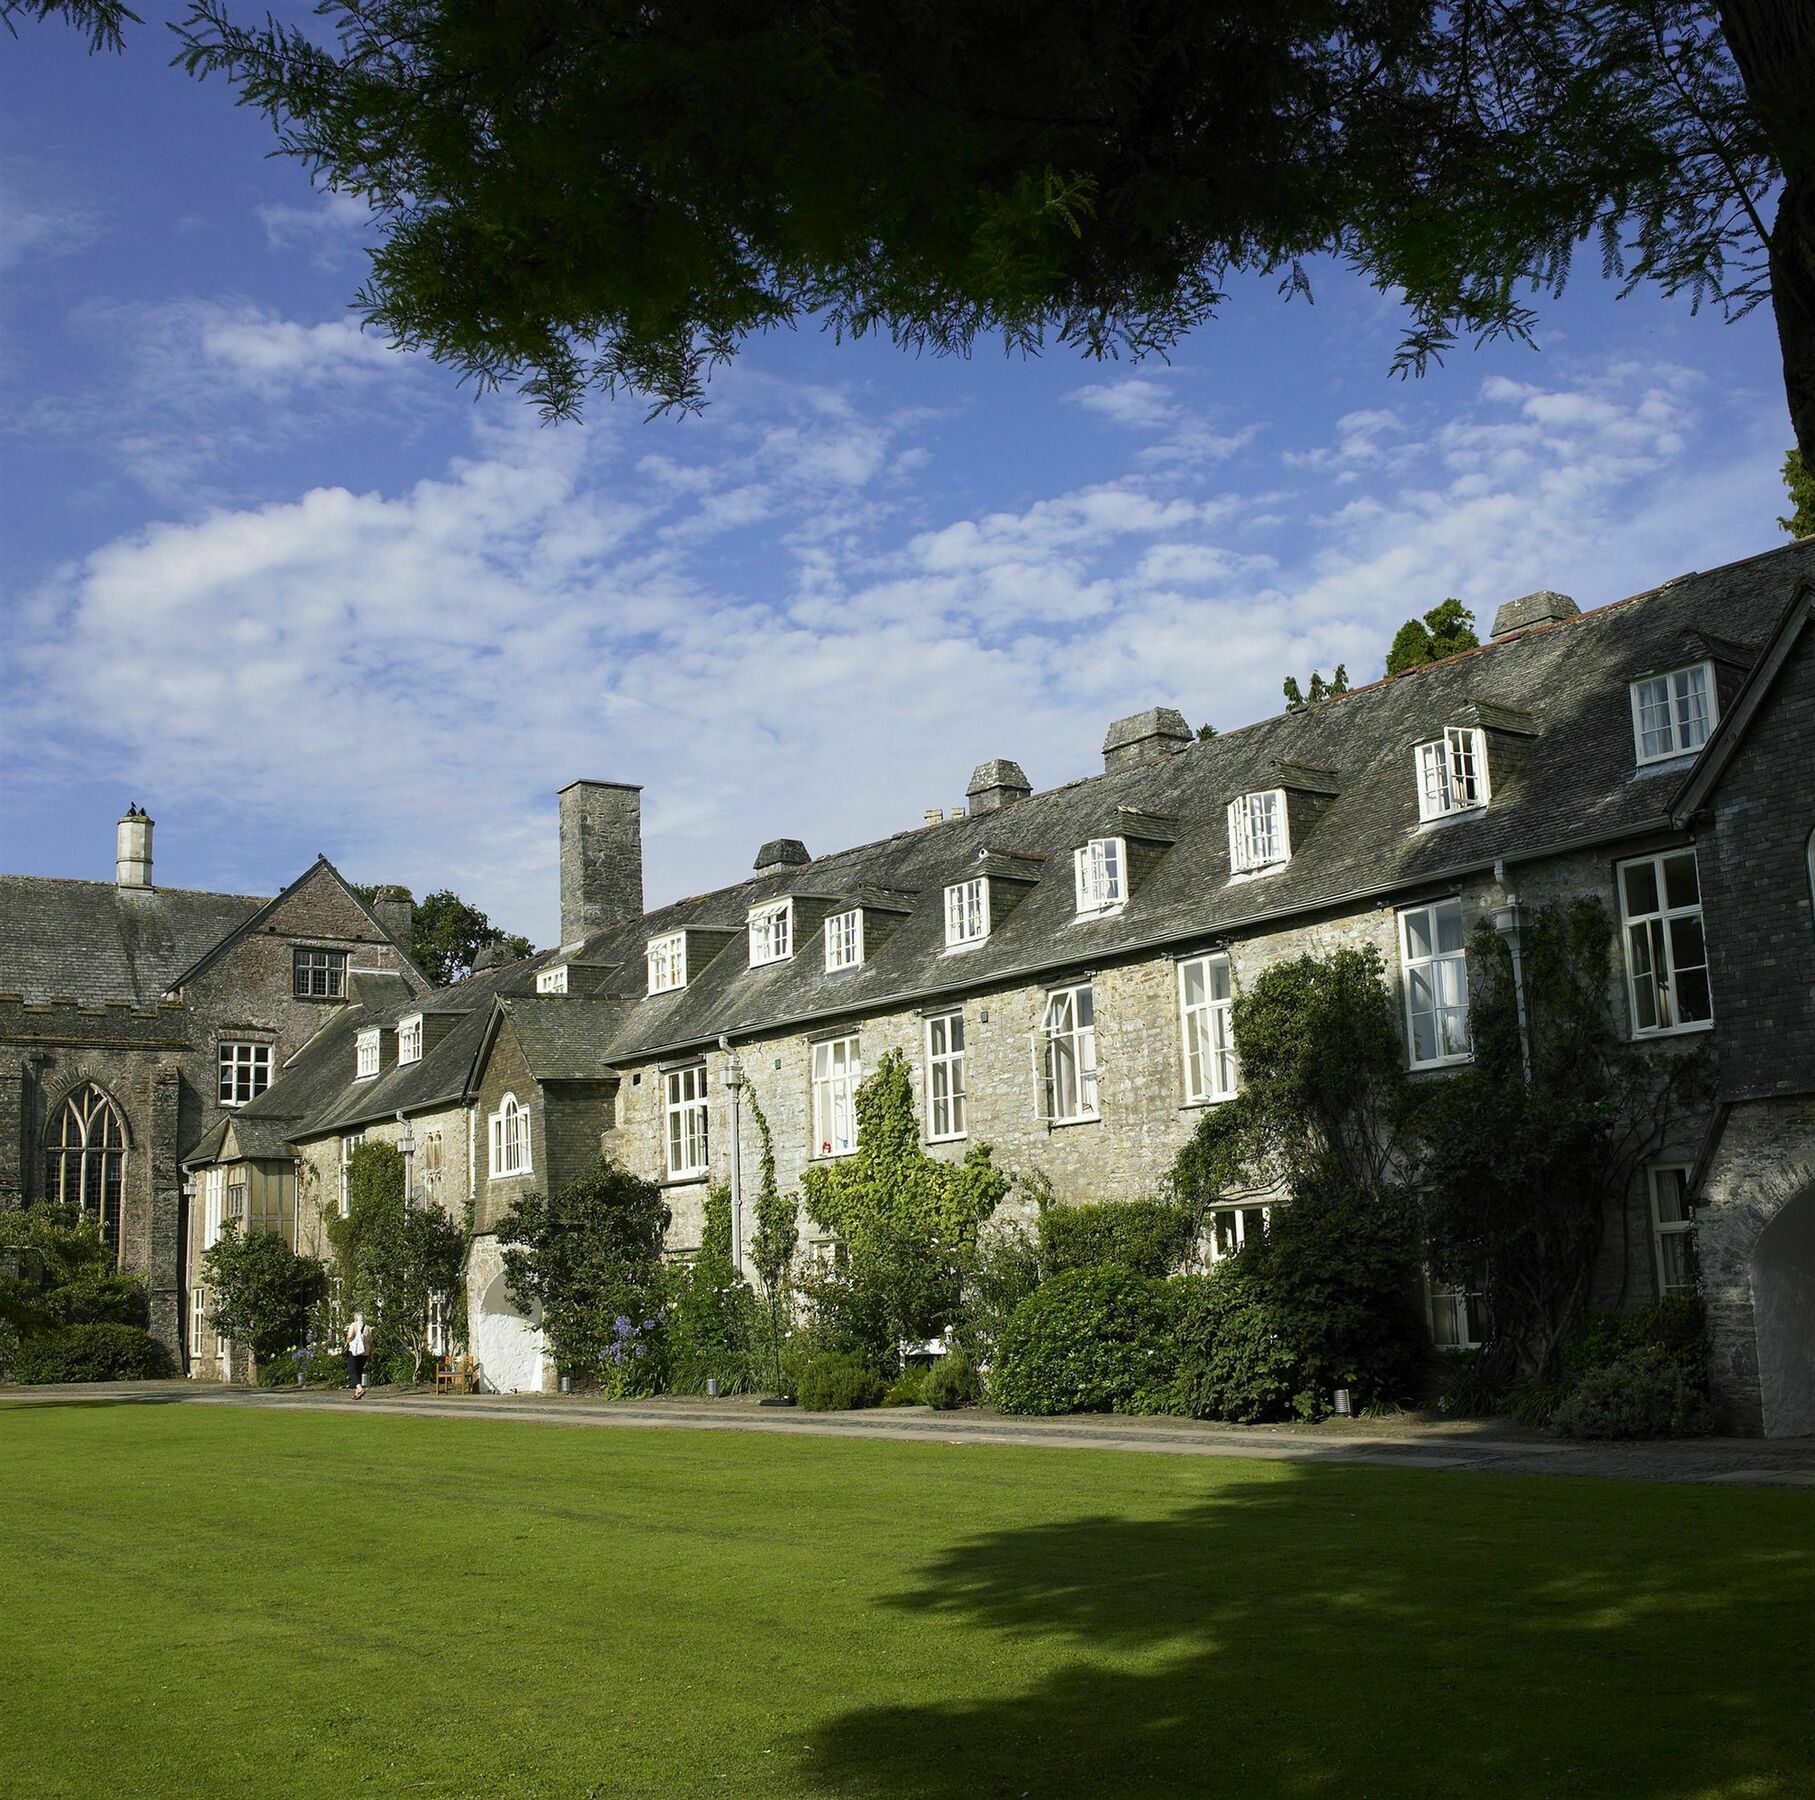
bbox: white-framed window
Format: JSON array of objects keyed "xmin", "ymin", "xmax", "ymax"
[
  {"xmin": 1400, "ymin": 898, "xmax": 1472, "ymax": 1067},
  {"xmin": 293, "ymin": 946, "xmax": 347, "ymax": 998},
  {"xmin": 926, "ymin": 1012, "xmax": 966, "ymax": 1141},
  {"xmin": 217, "ymin": 1041, "xmax": 271, "ymax": 1107},
  {"xmin": 421, "ymin": 1128, "xmax": 443, "ymax": 1201},
  {"xmin": 1073, "ymin": 838, "xmax": 1126, "ymax": 914},
  {"xmin": 1038, "ymin": 983, "xmax": 1099, "ymax": 1124},
  {"xmin": 749, "ymin": 900, "xmax": 793, "ymax": 966},
  {"xmin": 489, "ymin": 1093, "xmax": 531, "ymax": 1178},
  {"xmin": 1207, "ymin": 1204, "xmax": 1268, "ymax": 1263},
  {"xmin": 355, "ymin": 1029, "xmax": 380, "ymax": 1080},
  {"xmin": 811, "ymin": 1036, "xmax": 861, "ymax": 1157},
  {"xmin": 1227, "ymin": 790, "xmax": 1289, "ymax": 874},
  {"xmin": 647, "ymin": 932, "xmax": 687, "ymax": 994},
  {"xmin": 1619, "ymin": 849, "xmax": 1713, "ymax": 1035},
  {"xmin": 427, "ymin": 1292, "xmax": 455, "ymax": 1358},
  {"xmin": 944, "ymin": 877, "xmax": 989, "ymax": 948},
  {"xmin": 201, "ymin": 1165, "xmax": 225, "ymax": 1250},
  {"xmin": 1631, "ymin": 661, "xmax": 1716, "ymax": 764},
  {"xmin": 824, "ymin": 909, "xmax": 864, "ymax": 971},
  {"xmin": 397, "ymin": 1015, "xmax": 423, "ymax": 1065},
  {"xmin": 1179, "ymin": 954, "xmax": 1237, "ymax": 1104},
  {"xmin": 338, "ymin": 1131, "xmax": 364, "ymax": 1216},
  {"xmin": 190, "ymin": 1287, "xmax": 207, "ymax": 1357},
  {"xmin": 664, "ymin": 1065, "xmax": 710, "ymax": 1179},
  {"xmin": 536, "ymin": 965, "xmax": 568, "ymax": 995},
  {"xmin": 1649, "ymin": 1164, "xmax": 1699, "ymax": 1297},
  {"xmin": 1415, "ymin": 726, "xmax": 1490, "ymax": 820},
  {"xmin": 1428, "ymin": 1276, "xmax": 1487, "ymax": 1349}
]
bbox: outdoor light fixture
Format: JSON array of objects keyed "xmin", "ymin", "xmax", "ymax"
[{"xmin": 1334, "ymin": 1388, "xmax": 1353, "ymax": 1417}]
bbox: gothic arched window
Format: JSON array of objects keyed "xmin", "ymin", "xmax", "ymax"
[{"xmin": 44, "ymin": 1084, "xmax": 127, "ymax": 1259}]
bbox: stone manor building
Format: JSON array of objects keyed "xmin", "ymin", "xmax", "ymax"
[{"xmin": 9, "ymin": 540, "xmax": 1813, "ymax": 1432}]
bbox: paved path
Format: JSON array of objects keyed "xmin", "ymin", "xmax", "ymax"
[{"xmin": 7, "ymin": 1380, "xmax": 1814, "ymax": 1488}]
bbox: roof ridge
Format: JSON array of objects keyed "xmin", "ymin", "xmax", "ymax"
[{"xmin": 0, "ymin": 872, "xmax": 269, "ymax": 902}]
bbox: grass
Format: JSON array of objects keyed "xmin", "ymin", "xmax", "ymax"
[{"xmin": 3, "ymin": 1401, "xmax": 1812, "ymax": 1798}]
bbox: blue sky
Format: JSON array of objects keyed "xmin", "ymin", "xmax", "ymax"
[{"xmin": 1, "ymin": 5, "xmax": 1797, "ymax": 946}]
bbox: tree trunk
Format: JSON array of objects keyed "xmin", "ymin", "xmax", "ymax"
[{"xmin": 1718, "ymin": 0, "xmax": 1815, "ymax": 461}]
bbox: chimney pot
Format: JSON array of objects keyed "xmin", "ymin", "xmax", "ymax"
[
  {"xmin": 753, "ymin": 838, "xmax": 811, "ymax": 873},
  {"xmin": 1490, "ymin": 590, "xmax": 1579, "ymax": 640},
  {"xmin": 922, "ymin": 808, "xmax": 944, "ymax": 828},
  {"xmin": 371, "ymin": 886, "xmax": 414, "ymax": 950},
  {"xmin": 116, "ymin": 805, "xmax": 154, "ymax": 890},
  {"xmin": 558, "ymin": 780, "xmax": 644, "ymax": 947},
  {"xmin": 965, "ymin": 760, "xmax": 1033, "ymax": 815},
  {"xmin": 1102, "ymin": 707, "xmax": 1192, "ymax": 775}
]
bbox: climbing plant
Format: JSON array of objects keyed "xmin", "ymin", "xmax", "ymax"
[{"xmin": 742, "ymin": 1081, "xmax": 797, "ymax": 1396}]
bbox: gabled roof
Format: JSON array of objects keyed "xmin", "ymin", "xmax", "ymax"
[{"xmin": 482, "ymin": 994, "xmax": 635, "ymax": 1084}]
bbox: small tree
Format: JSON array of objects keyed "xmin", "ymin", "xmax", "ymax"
[
  {"xmin": 1282, "ymin": 666, "xmax": 1349, "ymax": 711},
  {"xmin": 743, "ymin": 1082, "xmax": 797, "ymax": 1396},
  {"xmin": 497, "ymin": 1157, "xmax": 670, "ymax": 1385},
  {"xmin": 202, "ymin": 1222, "xmax": 327, "ymax": 1379},
  {"xmin": 1386, "ymin": 599, "xmax": 1479, "ymax": 675}
]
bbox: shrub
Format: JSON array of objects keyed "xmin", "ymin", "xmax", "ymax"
[
  {"xmin": 667, "ymin": 1187, "xmax": 760, "ymax": 1395},
  {"xmin": 1169, "ymin": 1268, "xmax": 1303, "ymax": 1422},
  {"xmin": 795, "ymin": 1351, "xmax": 885, "ymax": 1412},
  {"xmin": 991, "ymin": 1267, "xmax": 1175, "ymax": 1416},
  {"xmin": 924, "ymin": 1350, "xmax": 980, "ymax": 1411},
  {"xmin": 883, "ymin": 1365, "xmax": 929, "ymax": 1407},
  {"xmin": 1039, "ymin": 1198, "xmax": 1198, "ymax": 1279},
  {"xmin": 13, "ymin": 1323, "xmax": 173, "ymax": 1383},
  {"xmin": 257, "ymin": 1349, "xmax": 308, "ymax": 1387},
  {"xmin": 297, "ymin": 1346, "xmax": 349, "ymax": 1388},
  {"xmin": 1553, "ymin": 1345, "xmax": 1719, "ymax": 1439},
  {"xmin": 1562, "ymin": 1294, "xmax": 1708, "ymax": 1378},
  {"xmin": 956, "ymin": 1216, "xmax": 1043, "ymax": 1366},
  {"xmin": 43, "ymin": 1273, "xmax": 150, "ymax": 1329}
]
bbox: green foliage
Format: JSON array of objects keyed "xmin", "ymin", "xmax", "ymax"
[
  {"xmin": 1039, "ymin": 1198, "xmax": 1197, "ymax": 1280},
  {"xmin": 666, "ymin": 1186, "xmax": 760, "ymax": 1395},
  {"xmin": 923, "ymin": 1350, "xmax": 980, "ymax": 1411},
  {"xmin": 202, "ymin": 1222, "xmax": 328, "ymax": 1372},
  {"xmin": 1195, "ymin": 722, "xmax": 1218, "ymax": 742},
  {"xmin": 743, "ymin": 1080, "xmax": 797, "ymax": 1395},
  {"xmin": 43, "ymin": 1273, "xmax": 148, "ymax": 1328},
  {"xmin": 1779, "ymin": 448, "xmax": 1815, "ymax": 538},
  {"xmin": 1419, "ymin": 903, "xmax": 1713, "ymax": 1380},
  {"xmin": 13, "ymin": 1322, "xmax": 172, "ymax": 1383},
  {"xmin": 497, "ymin": 1157, "xmax": 670, "ymax": 1384},
  {"xmin": 881, "ymin": 1365, "xmax": 929, "ymax": 1407},
  {"xmin": 954, "ymin": 1215, "xmax": 1043, "ymax": 1366},
  {"xmin": 1, "ymin": 1208, "xmax": 148, "ymax": 1371},
  {"xmin": 1282, "ymin": 665, "xmax": 1349, "ymax": 712},
  {"xmin": 348, "ymin": 883, "xmax": 532, "ymax": 982},
  {"xmin": 1553, "ymin": 1347, "xmax": 1719, "ymax": 1440},
  {"xmin": 801, "ymin": 1049, "xmax": 1008, "ymax": 1361},
  {"xmin": 1170, "ymin": 1268, "xmax": 1301, "ymax": 1424},
  {"xmin": 1385, "ymin": 599, "xmax": 1479, "ymax": 675},
  {"xmin": 795, "ymin": 1350, "xmax": 885, "ymax": 1412},
  {"xmin": 991, "ymin": 1267, "xmax": 1175, "ymax": 1417}
]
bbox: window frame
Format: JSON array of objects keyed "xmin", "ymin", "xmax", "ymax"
[
  {"xmin": 748, "ymin": 899, "xmax": 794, "ymax": 967},
  {"xmin": 1414, "ymin": 726, "xmax": 1491, "ymax": 821},
  {"xmin": 810, "ymin": 1035, "xmax": 862, "ymax": 1158},
  {"xmin": 1038, "ymin": 982, "xmax": 1100, "ymax": 1125},
  {"xmin": 1178, "ymin": 953, "xmax": 1237, "ymax": 1105},
  {"xmin": 823, "ymin": 908, "xmax": 864, "ymax": 972},
  {"xmin": 1426, "ymin": 1275, "xmax": 1487, "ymax": 1350},
  {"xmin": 396, "ymin": 1015, "xmax": 423, "ymax": 1065},
  {"xmin": 1226, "ymin": 789, "xmax": 1289, "ymax": 875},
  {"xmin": 1648, "ymin": 1163, "xmax": 1699, "ymax": 1298},
  {"xmin": 925, "ymin": 1011, "xmax": 967, "ymax": 1142},
  {"xmin": 338, "ymin": 1130, "xmax": 364, "ymax": 1216},
  {"xmin": 1206, "ymin": 1203, "xmax": 1269, "ymax": 1264},
  {"xmin": 944, "ymin": 877, "xmax": 990, "ymax": 948},
  {"xmin": 646, "ymin": 932, "xmax": 687, "ymax": 994},
  {"xmin": 217, "ymin": 1040, "xmax": 272, "ymax": 1107},
  {"xmin": 536, "ymin": 965, "xmax": 569, "ymax": 994},
  {"xmin": 1618, "ymin": 848, "xmax": 1714, "ymax": 1038},
  {"xmin": 663, "ymin": 1064, "xmax": 711, "ymax": 1181},
  {"xmin": 190, "ymin": 1286, "xmax": 207, "ymax": 1358},
  {"xmin": 44, "ymin": 1082, "xmax": 127, "ymax": 1257},
  {"xmin": 1398, "ymin": 897, "xmax": 1474, "ymax": 1069},
  {"xmin": 292, "ymin": 946, "xmax": 348, "ymax": 999},
  {"xmin": 489, "ymin": 1092, "xmax": 532, "ymax": 1179},
  {"xmin": 1073, "ymin": 837, "xmax": 1127, "ymax": 915},
  {"xmin": 1629, "ymin": 659, "xmax": 1717, "ymax": 766},
  {"xmin": 355, "ymin": 1029, "xmax": 381, "ymax": 1080}
]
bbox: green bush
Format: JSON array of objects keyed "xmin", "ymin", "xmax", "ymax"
[
  {"xmin": 1553, "ymin": 1345, "xmax": 1719, "ymax": 1439},
  {"xmin": 44, "ymin": 1274, "xmax": 150, "ymax": 1329},
  {"xmin": 1039, "ymin": 1199, "xmax": 1197, "ymax": 1279},
  {"xmin": 991, "ymin": 1267, "xmax": 1175, "ymax": 1416},
  {"xmin": 795, "ymin": 1351, "xmax": 885, "ymax": 1411},
  {"xmin": 924, "ymin": 1350, "xmax": 980, "ymax": 1411},
  {"xmin": 1169, "ymin": 1268, "xmax": 1302, "ymax": 1422},
  {"xmin": 956, "ymin": 1217, "xmax": 1042, "ymax": 1366},
  {"xmin": 1562, "ymin": 1294, "xmax": 1708, "ymax": 1378},
  {"xmin": 882, "ymin": 1365, "xmax": 929, "ymax": 1407},
  {"xmin": 295, "ymin": 1345, "xmax": 349, "ymax": 1387},
  {"xmin": 13, "ymin": 1323, "xmax": 173, "ymax": 1383},
  {"xmin": 257, "ymin": 1349, "xmax": 308, "ymax": 1387},
  {"xmin": 666, "ymin": 1189, "xmax": 761, "ymax": 1395}
]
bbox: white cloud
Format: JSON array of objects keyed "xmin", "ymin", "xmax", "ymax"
[
  {"xmin": 256, "ymin": 191, "xmax": 374, "ymax": 269},
  {"xmin": 0, "ymin": 157, "xmax": 101, "ymax": 272}
]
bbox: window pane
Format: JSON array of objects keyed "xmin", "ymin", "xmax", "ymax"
[
  {"xmin": 1663, "ymin": 851, "xmax": 1700, "ymax": 911},
  {"xmin": 1623, "ymin": 861, "xmax": 1659, "ymax": 917},
  {"xmin": 1658, "ymin": 1232, "xmax": 1692, "ymax": 1292},
  {"xmin": 1627, "ymin": 924, "xmax": 1659, "ymax": 1030},
  {"xmin": 1406, "ymin": 907, "xmax": 1434, "ymax": 960},
  {"xmin": 1435, "ymin": 900, "xmax": 1465, "ymax": 955},
  {"xmin": 1675, "ymin": 966, "xmax": 1712, "ymax": 1023},
  {"xmin": 1181, "ymin": 959, "xmax": 1205, "ymax": 1008},
  {"xmin": 1653, "ymin": 1169, "xmax": 1689, "ymax": 1224}
]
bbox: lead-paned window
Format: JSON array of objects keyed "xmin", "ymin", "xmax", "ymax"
[
  {"xmin": 218, "ymin": 1041, "xmax": 272, "ymax": 1107},
  {"xmin": 1039, "ymin": 984, "xmax": 1099, "ymax": 1123},
  {"xmin": 1179, "ymin": 954, "xmax": 1237, "ymax": 1103},
  {"xmin": 1073, "ymin": 838, "xmax": 1126, "ymax": 914},
  {"xmin": 293, "ymin": 947, "xmax": 347, "ymax": 998},
  {"xmin": 647, "ymin": 932, "xmax": 687, "ymax": 994},
  {"xmin": 665, "ymin": 1065, "xmax": 710, "ymax": 1179},
  {"xmin": 1649, "ymin": 1165, "xmax": 1699, "ymax": 1296},
  {"xmin": 926, "ymin": 1012, "xmax": 966, "ymax": 1140},
  {"xmin": 338, "ymin": 1131, "xmax": 364, "ymax": 1216},
  {"xmin": 1400, "ymin": 898, "xmax": 1472, "ymax": 1066},
  {"xmin": 944, "ymin": 878, "xmax": 989, "ymax": 947},
  {"xmin": 1226, "ymin": 791, "xmax": 1287, "ymax": 873},
  {"xmin": 1631, "ymin": 662, "xmax": 1715, "ymax": 764},
  {"xmin": 44, "ymin": 1083, "xmax": 126, "ymax": 1258},
  {"xmin": 812, "ymin": 1036, "xmax": 861, "ymax": 1157},
  {"xmin": 190, "ymin": 1287, "xmax": 207, "ymax": 1358},
  {"xmin": 201, "ymin": 1165, "xmax": 225, "ymax": 1250},
  {"xmin": 824, "ymin": 909, "xmax": 864, "ymax": 971},
  {"xmin": 1619, "ymin": 850, "xmax": 1713, "ymax": 1035},
  {"xmin": 1415, "ymin": 727, "xmax": 1490, "ymax": 820}
]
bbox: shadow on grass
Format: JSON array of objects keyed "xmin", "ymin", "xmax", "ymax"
[{"xmin": 800, "ymin": 1463, "xmax": 1813, "ymax": 1798}]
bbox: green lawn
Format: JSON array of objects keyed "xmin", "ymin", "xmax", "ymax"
[{"xmin": 3, "ymin": 1403, "xmax": 1811, "ymax": 1798}]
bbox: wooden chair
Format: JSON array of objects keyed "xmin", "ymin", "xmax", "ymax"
[{"xmin": 433, "ymin": 1357, "xmax": 458, "ymax": 1396}]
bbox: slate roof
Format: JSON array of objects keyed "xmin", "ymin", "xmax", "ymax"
[
  {"xmin": 565, "ymin": 539, "xmax": 1814, "ymax": 1063},
  {"xmin": 0, "ymin": 877, "xmax": 265, "ymax": 1005}
]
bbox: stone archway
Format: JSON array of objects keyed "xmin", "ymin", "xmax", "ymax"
[
  {"xmin": 474, "ymin": 1269, "xmax": 544, "ymax": 1394},
  {"xmin": 1751, "ymin": 1182, "xmax": 1815, "ymax": 1439}
]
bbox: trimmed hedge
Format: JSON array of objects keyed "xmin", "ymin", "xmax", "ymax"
[
  {"xmin": 1039, "ymin": 1199, "xmax": 1198, "ymax": 1280},
  {"xmin": 991, "ymin": 1267, "xmax": 1175, "ymax": 1416},
  {"xmin": 1170, "ymin": 1269, "xmax": 1302, "ymax": 1423},
  {"xmin": 13, "ymin": 1323, "xmax": 173, "ymax": 1383}
]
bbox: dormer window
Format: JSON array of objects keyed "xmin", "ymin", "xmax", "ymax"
[
  {"xmin": 647, "ymin": 932, "xmax": 687, "ymax": 994},
  {"xmin": 536, "ymin": 965, "xmax": 568, "ymax": 995},
  {"xmin": 1074, "ymin": 838, "xmax": 1126, "ymax": 914},
  {"xmin": 944, "ymin": 877, "xmax": 989, "ymax": 948},
  {"xmin": 355, "ymin": 1029, "xmax": 380, "ymax": 1080},
  {"xmin": 1416, "ymin": 727, "xmax": 1490, "ymax": 820},
  {"xmin": 1227, "ymin": 791, "xmax": 1288, "ymax": 874},
  {"xmin": 749, "ymin": 900, "xmax": 793, "ymax": 966},
  {"xmin": 824, "ymin": 909, "xmax": 863, "ymax": 971},
  {"xmin": 397, "ymin": 1015, "xmax": 423, "ymax": 1065},
  {"xmin": 1631, "ymin": 661, "xmax": 1715, "ymax": 764}
]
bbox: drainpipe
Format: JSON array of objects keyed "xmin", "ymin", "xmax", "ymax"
[
  {"xmin": 1492, "ymin": 859, "xmax": 1532, "ymax": 1082},
  {"xmin": 396, "ymin": 1111, "xmax": 415, "ymax": 1211},
  {"xmin": 720, "ymin": 1035, "xmax": 744, "ymax": 1270}
]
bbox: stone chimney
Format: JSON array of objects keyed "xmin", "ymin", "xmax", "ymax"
[
  {"xmin": 1102, "ymin": 707, "xmax": 1192, "ymax": 775},
  {"xmin": 966, "ymin": 759, "xmax": 1032, "ymax": 814},
  {"xmin": 754, "ymin": 839, "xmax": 811, "ymax": 874},
  {"xmin": 1490, "ymin": 590, "xmax": 1579, "ymax": 640},
  {"xmin": 116, "ymin": 804, "xmax": 153, "ymax": 889},
  {"xmin": 371, "ymin": 886, "xmax": 414, "ymax": 949},
  {"xmin": 558, "ymin": 780, "xmax": 644, "ymax": 947}
]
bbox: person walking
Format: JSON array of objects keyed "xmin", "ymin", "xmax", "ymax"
[{"xmin": 345, "ymin": 1313, "xmax": 369, "ymax": 1399}]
